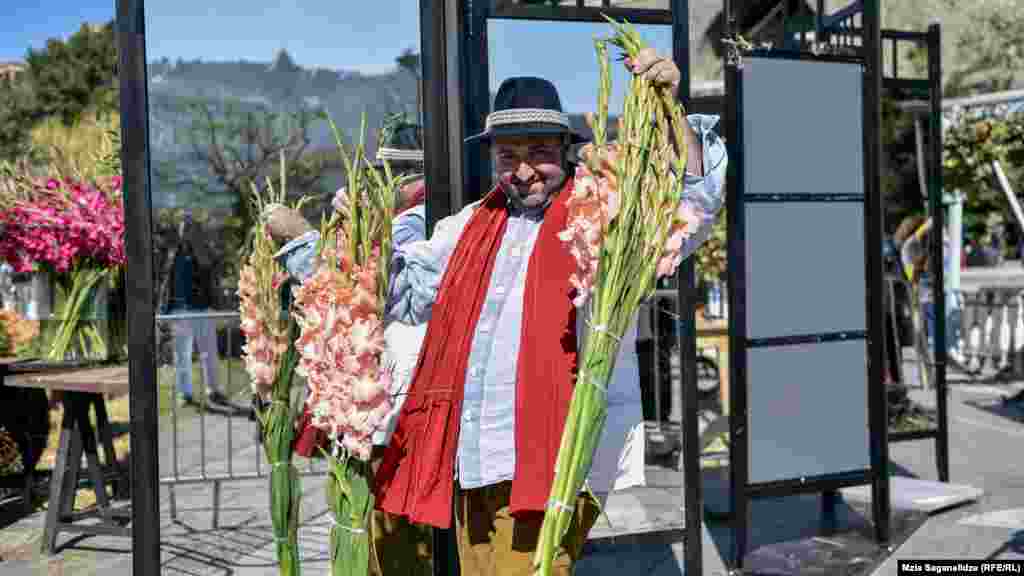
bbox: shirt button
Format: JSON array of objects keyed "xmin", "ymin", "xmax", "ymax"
[
  {"xmin": 495, "ymin": 285, "xmax": 506, "ymax": 296},
  {"xmin": 470, "ymin": 366, "xmax": 481, "ymax": 378},
  {"xmin": 509, "ymin": 245, "xmax": 522, "ymax": 259},
  {"xmin": 463, "ymin": 411, "xmax": 473, "ymax": 422},
  {"xmin": 479, "ymin": 323, "xmax": 491, "ymax": 334}
]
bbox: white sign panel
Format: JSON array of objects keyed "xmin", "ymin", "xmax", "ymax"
[
  {"xmin": 745, "ymin": 202, "xmax": 865, "ymax": 339},
  {"xmin": 748, "ymin": 340, "xmax": 871, "ymax": 483},
  {"xmin": 741, "ymin": 56, "xmax": 871, "ymax": 484},
  {"xmin": 742, "ymin": 58, "xmax": 864, "ymax": 196}
]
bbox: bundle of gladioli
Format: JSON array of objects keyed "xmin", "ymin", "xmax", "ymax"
[
  {"xmin": 290, "ymin": 115, "xmax": 409, "ymax": 576},
  {"xmin": 0, "ymin": 176, "xmax": 125, "ymax": 360},
  {"xmin": 240, "ymin": 153, "xmax": 309, "ymax": 576},
  {"xmin": 534, "ymin": 20, "xmax": 700, "ymax": 574}
]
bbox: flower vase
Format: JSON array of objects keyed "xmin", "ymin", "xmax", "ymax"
[{"xmin": 46, "ymin": 269, "xmax": 112, "ymax": 363}]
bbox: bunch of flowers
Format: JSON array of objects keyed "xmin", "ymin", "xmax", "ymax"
[
  {"xmin": 289, "ymin": 114, "xmax": 410, "ymax": 576},
  {"xmin": 239, "ymin": 153, "xmax": 309, "ymax": 576},
  {"xmin": 0, "ymin": 177, "xmax": 125, "ymax": 274},
  {"xmin": 535, "ymin": 20, "xmax": 702, "ymax": 574},
  {"xmin": 292, "ymin": 245, "xmax": 392, "ymax": 461},
  {"xmin": 238, "ymin": 240, "xmax": 292, "ymax": 400},
  {"xmin": 0, "ymin": 175, "xmax": 125, "ymax": 361}
]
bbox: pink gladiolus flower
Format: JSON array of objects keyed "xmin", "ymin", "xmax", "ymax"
[{"xmin": 292, "ymin": 251, "xmax": 394, "ymax": 461}]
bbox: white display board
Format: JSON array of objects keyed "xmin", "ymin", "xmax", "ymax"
[
  {"xmin": 741, "ymin": 56, "xmax": 871, "ymax": 484},
  {"xmin": 742, "ymin": 58, "xmax": 864, "ymax": 197},
  {"xmin": 747, "ymin": 341, "xmax": 871, "ymax": 483},
  {"xmin": 745, "ymin": 203, "xmax": 865, "ymax": 340}
]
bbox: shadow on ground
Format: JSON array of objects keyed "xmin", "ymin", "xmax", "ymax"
[
  {"xmin": 964, "ymin": 398, "xmax": 1024, "ymax": 426},
  {"xmin": 696, "ymin": 466, "xmax": 929, "ymax": 576}
]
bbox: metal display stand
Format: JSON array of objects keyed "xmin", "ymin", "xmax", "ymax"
[
  {"xmin": 720, "ymin": 0, "xmax": 891, "ymax": 571},
  {"xmin": 877, "ymin": 25, "xmax": 950, "ymax": 482}
]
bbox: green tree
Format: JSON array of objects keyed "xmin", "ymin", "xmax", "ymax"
[
  {"xmin": 943, "ymin": 113, "xmax": 1024, "ymax": 241},
  {"xmin": 0, "ymin": 79, "xmax": 36, "ymax": 160},
  {"xmin": 887, "ymin": 0, "xmax": 1024, "ymax": 97},
  {"xmin": 24, "ymin": 21, "xmax": 118, "ymax": 126},
  {"xmin": 153, "ymin": 98, "xmax": 332, "ymax": 306},
  {"xmin": 395, "ymin": 48, "xmax": 422, "ymax": 123}
]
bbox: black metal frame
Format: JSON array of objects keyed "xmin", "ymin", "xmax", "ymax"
[
  {"xmin": 428, "ymin": 1, "xmax": 694, "ymax": 574},
  {"xmin": 116, "ymin": 0, "xmax": 161, "ymax": 574},
  {"xmin": 722, "ymin": 1, "xmax": 890, "ymax": 570},
  {"xmin": 875, "ymin": 25, "xmax": 950, "ymax": 484},
  {"xmin": 491, "ymin": 2, "xmax": 672, "ymax": 25}
]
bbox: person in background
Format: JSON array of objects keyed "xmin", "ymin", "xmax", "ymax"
[
  {"xmin": 895, "ymin": 215, "xmax": 962, "ymax": 383},
  {"xmin": 168, "ymin": 211, "xmax": 228, "ymax": 406}
]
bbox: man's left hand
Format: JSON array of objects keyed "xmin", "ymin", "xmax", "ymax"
[{"xmin": 625, "ymin": 48, "xmax": 680, "ymax": 92}]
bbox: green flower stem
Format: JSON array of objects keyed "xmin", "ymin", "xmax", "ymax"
[
  {"xmin": 259, "ymin": 320, "xmax": 302, "ymax": 576},
  {"xmin": 47, "ymin": 267, "xmax": 110, "ymax": 361},
  {"xmin": 326, "ymin": 454, "xmax": 374, "ymax": 576}
]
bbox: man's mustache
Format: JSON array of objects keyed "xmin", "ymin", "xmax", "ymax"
[{"xmin": 502, "ymin": 174, "xmax": 541, "ymax": 188}]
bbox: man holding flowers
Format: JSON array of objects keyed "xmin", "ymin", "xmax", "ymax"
[{"xmin": 268, "ymin": 49, "xmax": 726, "ymax": 575}]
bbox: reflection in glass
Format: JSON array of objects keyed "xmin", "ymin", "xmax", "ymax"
[
  {"xmin": 145, "ymin": 1, "xmax": 423, "ymax": 373},
  {"xmin": 140, "ymin": 5, "xmax": 423, "ymax": 565}
]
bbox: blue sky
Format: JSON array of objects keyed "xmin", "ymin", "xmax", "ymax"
[{"xmin": 1, "ymin": 0, "xmax": 673, "ymax": 113}]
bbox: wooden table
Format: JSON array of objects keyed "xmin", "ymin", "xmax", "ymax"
[{"xmin": 4, "ymin": 365, "xmax": 131, "ymax": 554}]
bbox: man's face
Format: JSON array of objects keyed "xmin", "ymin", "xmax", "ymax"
[{"xmin": 492, "ymin": 134, "xmax": 566, "ymax": 209}]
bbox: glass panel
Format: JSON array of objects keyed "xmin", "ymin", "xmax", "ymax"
[
  {"xmin": 143, "ymin": 2, "xmax": 421, "ymax": 568},
  {"xmin": 487, "ymin": 19, "xmax": 684, "ymax": 473},
  {"xmin": 748, "ymin": 340, "xmax": 870, "ymax": 484},
  {"xmin": 690, "ymin": 0, "xmax": 724, "ymax": 97},
  {"xmin": 746, "ymin": 202, "xmax": 866, "ymax": 339},
  {"xmin": 742, "ymin": 58, "xmax": 864, "ymax": 197},
  {"xmin": 489, "ymin": 20, "xmax": 673, "ymax": 124}
]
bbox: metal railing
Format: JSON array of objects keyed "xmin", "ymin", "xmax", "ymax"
[
  {"xmin": 154, "ymin": 310, "xmax": 327, "ymax": 527},
  {"xmin": 887, "ymin": 274, "xmax": 1024, "ymax": 383},
  {"xmin": 956, "ymin": 288, "xmax": 1024, "ymax": 378}
]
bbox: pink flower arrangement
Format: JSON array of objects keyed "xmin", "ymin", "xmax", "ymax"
[
  {"xmin": 292, "ymin": 243, "xmax": 393, "ymax": 461},
  {"xmin": 237, "ymin": 245, "xmax": 292, "ymax": 399},
  {"xmin": 0, "ymin": 177, "xmax": 125, "ymax": 274},
  {"xmin": 558, "ymin": 164, "xmax": 620, "ymax": 308},
  {"xmin": 558, "ymin": 156, "xmax": 700, "ymax": 308}
]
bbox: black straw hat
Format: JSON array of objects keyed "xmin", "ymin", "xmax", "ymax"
[{"xmin": 465, "ymin": 77, "xmax": 586, "ymax": 145}]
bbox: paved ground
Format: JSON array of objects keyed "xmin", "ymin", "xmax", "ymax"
[{"xmin": 2, "ymin": 345, "xmax": 1024, "ymax": 574}]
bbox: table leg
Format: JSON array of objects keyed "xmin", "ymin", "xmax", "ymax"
[
  {"xmin": 92, "ymin": 395, "xmax": 126, "ymax": 499},
  {"xmin": 69, "ymin": 393, "xmax": 113, "ymax": 516},
  {"xmin": 42, "ymin": 406, "xmax": 82, "ymax": 554}
]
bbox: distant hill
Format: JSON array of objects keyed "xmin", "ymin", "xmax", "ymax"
[{"xmin": 146, "ymin": 50, "xmax": 419, "ymax": 207}]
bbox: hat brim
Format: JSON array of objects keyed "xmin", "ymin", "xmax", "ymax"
[{"xmin": 465, "ymin": 123, "xmax": 587, "ymax": 145}]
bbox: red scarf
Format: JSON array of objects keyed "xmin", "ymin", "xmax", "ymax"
[{"xmin": 374, "ymin": 180, "xmax": 578, "ymax": 528}]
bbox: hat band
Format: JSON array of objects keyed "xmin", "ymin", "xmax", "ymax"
[
  {"xmin": 485, "ymin": 108, "xmax": 569, "ymax": 132},
  {"xmin": 376, "ymin": 148, "xmax": 424, "ymax": 162}
]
